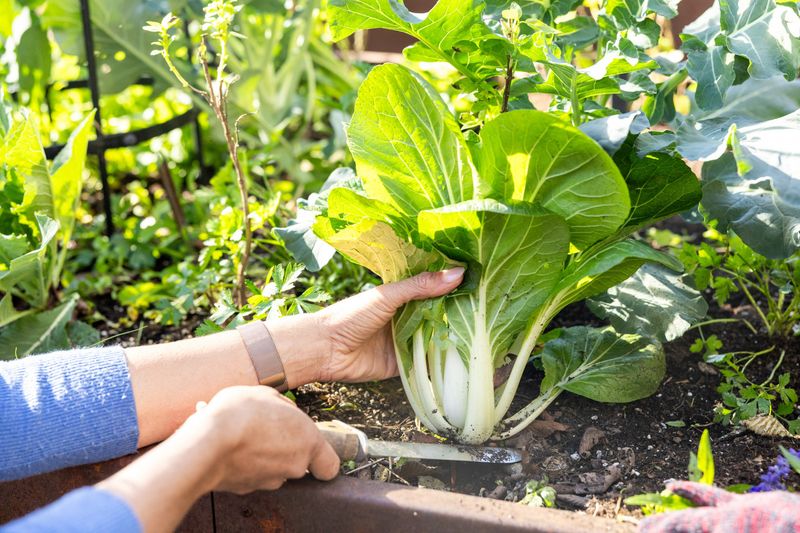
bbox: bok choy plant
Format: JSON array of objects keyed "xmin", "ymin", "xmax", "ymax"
[{"xmin": 307, "ymin": 63, "xmax": 701, "ymax": 443}]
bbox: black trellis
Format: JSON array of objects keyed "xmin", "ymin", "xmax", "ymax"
[{"xmin": 43, "ymin": 0, "xmax": 210, "ymax": 236}]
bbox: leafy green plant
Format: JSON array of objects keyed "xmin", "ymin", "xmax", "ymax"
[
  {"xmin": 147, "ymin": 0, "xmax": 257, "ymax": 306},
  {"xmin": 520, "ymin": 478, "xmax": 556, "ymax": 508},
  {"xmin": 273, "ymin": 1, "xmax": 710, "ymax": 444},
  {"xmin": 197, "ymin": 262, "xmax": 330, "ymax": 335},
  {"xmin": 298, "ymin": 58, "xmax": 699, "ymax": 443},
  {"xmin": 680, "ymin": 230, "xmax": 800, "ymax": 337},
  {"xmin": 639, "ymin": 1, "xmax": 800, "ymax": 260},
  {"xmin": 707, "ymin": 343, "xmax": 798, "ymax": 433},
  {"xmin": 0, "ymin": 99, "xmax": 94, "ymax": 358}
]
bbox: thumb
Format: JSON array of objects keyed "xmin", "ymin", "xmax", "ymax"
[{"xmin": 376, "ymin": 267, "xmax": 465, "ymax": 311}]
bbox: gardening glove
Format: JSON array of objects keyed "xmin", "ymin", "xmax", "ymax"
[{"xmin": 639, "ymin": 481, "xmax": 800, "ymax": 533}]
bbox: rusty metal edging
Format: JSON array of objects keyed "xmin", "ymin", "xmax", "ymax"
[
  {"xmin": 0, "ymin": 453, "xmax": 213, "ymax": 533},
  {"xmin": 1, "ymin": 455, "xmax": 634, "ymax": 533},
  {"xmin": 213, "ymin": 476, "xmax": 634, "ymax": 533}
]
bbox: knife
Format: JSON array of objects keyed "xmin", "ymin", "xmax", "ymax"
[{"xmin": 316, "ymin": 420, "xmax": 522, "ymax": 464}]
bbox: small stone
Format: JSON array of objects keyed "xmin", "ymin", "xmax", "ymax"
[
  {"xmin": 488, "ymin": 485, "xmax": 508, "ymax": 500},
  {"xmin": 570, "ymin": 452, "xmax": 581, "ymax": 461},
  {"xmin": 418, "ymin": 475, "xmax": 448, "ymax": 491},
  {"xmin": 503, "ymin": 463, "xmax": 523, "ymax": 476}
]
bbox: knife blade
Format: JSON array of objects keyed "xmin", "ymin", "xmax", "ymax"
[{"xmin": 316, "ymin": 420, "xmax": 522, "ymax": 464}]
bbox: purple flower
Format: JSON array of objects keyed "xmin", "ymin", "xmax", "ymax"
[{"xmin": 750, "ymin": 448, "xmax": 800, "ymax": 493}]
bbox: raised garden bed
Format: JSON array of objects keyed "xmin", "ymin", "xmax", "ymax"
[{"xmin": 0, "ymin": 455, "xmax": 632, "ymax": 532}]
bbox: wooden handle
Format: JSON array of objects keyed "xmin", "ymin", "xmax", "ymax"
[{"xmin": 316, "ymin": 420, "xmax": 367, "ymax": 462}]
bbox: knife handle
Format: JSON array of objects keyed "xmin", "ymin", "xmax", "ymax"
[{"xmin": 316, "ymin": 420, "xmax": 368, "ymax": 462}]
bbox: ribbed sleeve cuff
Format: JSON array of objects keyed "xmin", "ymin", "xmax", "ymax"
[
  {"xmin": 0, "ymin": 346, "xmax": 139, "ymax": 481},
  {"xmin": 1, "ymin": 487, "xmax": 141, "ymax": 533}
]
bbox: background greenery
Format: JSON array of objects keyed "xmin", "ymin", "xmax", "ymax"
[{"xmin": 1, "ymin": 0, "xmax": 798, "ymax": 434}]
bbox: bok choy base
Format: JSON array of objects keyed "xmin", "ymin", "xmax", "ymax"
[{"xmin": 311, "ymin": 64, "xmax": 701, "ymax": 444}]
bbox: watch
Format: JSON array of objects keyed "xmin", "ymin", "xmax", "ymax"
[{"xmin": 236, "ymin": 321, "xmax": 288, "ymax": 392}]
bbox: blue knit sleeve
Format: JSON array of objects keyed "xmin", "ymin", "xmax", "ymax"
[
  {"xmin": 0, "ymin": 346, "xmax": 140, "ymax": 481},
  {"xmin": 0, "ymin": 487, "xmax": 141, "ymax": 533}
]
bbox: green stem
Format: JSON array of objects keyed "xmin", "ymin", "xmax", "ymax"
[
  {"xmin": 493, "ymin": 295, "xmax": 562, "ymax": 421},
  {"xmin": 569, "ymin": 76, "xmax": 581, "ymax": 127},
  {"xmin": 493, "ymin": 387, "xmax": 562, "ymax": 440},
  {"xmin": 760, "ymin": 349, "xmax": 786, "ymax": 387},
  {"xmin": 736, "ymin": 273, "xmax": 771, "ymax": 333},
  {"xmin": 689, "ymin": 318, "xmax": 758, "ymax": 335},
  {"xmin": 739, "ymin": 346, "xmax": 775, "ymax": 376},
  {"xmin": 501, "ymin": 55, "xmax": 514, "ymax": 113}
]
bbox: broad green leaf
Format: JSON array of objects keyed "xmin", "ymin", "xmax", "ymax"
[
  {"xmin": 0, "ymin": 109, "xmax": 52, "ymax": 221},
  {"xmin": 588, "ymin": 263, "xmax": 709, "ymax": 343},
  {"xmin": 327, "ymin": 0, "xmax": 499, "ymax": 79},
  {"xmin": 50, "ymin": 112, "xmax": 95, "ymax": 235},
  {"xmin": 696, "ymin": 77, "xmax": 800, "ymax": 125},
  {"xmin": 540, "ymin": 326, "xmax": 665, "ymax": 403},
  {"xmin": 65, "ymin": 320, "xmax": 101, "ymax": 348},
  {"xmin": 418, "ymin": 199, "xmax": 570, "ymax": 365},
  {"xmin": 313, "ymin": 218, "xmax": 450, "ymax": 283},
  {"xmin": 719, "ymin": 0, "xmax": 800, "ymax": 82},
  {"xmin": 0, "ymin": 295, "xmax": 78, "ymax": 359},
  {"xmin": 702, "ymin": 154, "xmax": 800, "ymax": 258},
  {"xmin": 681, "ymin": 3, "xmax": 721, "ymax": 45},
  {"xmin": 536, "ymin": 42, "xmax": 657, "ymax": 103},
  {"xmin": 579, "ymin": 111, "xmax": 649, "ymax": 155},
  {"xmin": 602, "ymin": 0, "xmax": 679, "ymax": 28},
  {"xmin": 614, "ymin": 147, "xmax": 702, "ymax": 231},
  {"xmin": 681, "ymin": 1, "xmax": 800, "ymax": 106},
  {"xmin": 553, "ymin": 239, "xmax": 682, "ymax": 308},
  {"xmin": 536, "ymin": 66, "xmax": 623, "ymax": 100},
  {"xmin": 0, "ymin": 293, "xmax": 33, "ymax": 328},
  {"xmin": 273, "ymin": 210, "xmax": 336, "ymax": 272},
  {"xmin": 699, "ymin": 109, "xmax": 800, "ymax": 258},
  {"xmin": 687, "ymin": 47, "xmax": 735, "ymax": 111},
  {"xmin": 663, "ymin": 77, "xmax": 800, "ymax": 163},
  {"xmin": 8, "ymin": 9, "xmax": 52, "ymax": 100},
  {"xmin": 688, "ymin": 429, "xmax": 715, "ymax": 485},
  {"xmin": 326, "ymin": 188, "xmax": 404, "ymax": 228},
  {"xmin": 0, "ymin": 234, "xmax": 30, "ymax": 265},
  {"xmin": 474, "ymin": 110, "xmax": 629, "ymax": 248},
  {"xmin": 0, "ymin": 215, "xmax": 58, "ymax": 308},
  {"xmin": 347, "ymin": 64, "xmax": 476, "ymax": 217},
  {"xmin": 274, "ymin": 168, "xmax": 361, "ymax": 272},
  {"xmin": 42, "ymin": 0, "xmax": 179, "ymax": 94}
]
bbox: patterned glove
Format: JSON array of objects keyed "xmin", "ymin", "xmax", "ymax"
[{"xmin": 639, "ymin": 481, "xmax": 800, "ymax": 533}]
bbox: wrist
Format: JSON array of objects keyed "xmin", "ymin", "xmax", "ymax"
[
  {"xmin": 263, "ymin": 313, "xmax": 332, "ymax": 388},
  {"xmin": 97, "ymin": 413, "xmax": 224, "ymax": 532}
]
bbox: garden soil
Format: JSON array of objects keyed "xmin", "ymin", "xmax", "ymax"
[{"xmin": 295, "ymin": 298, "xmax": 800, "ymax": 520}]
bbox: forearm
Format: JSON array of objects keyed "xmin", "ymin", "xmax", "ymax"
[
  {"xmin": 0, "ymin": 346, "xmax": 138, "ymax": 481},
  {"xmin": 97, "ymin": 414, "xmax": 222, "ymax": 533},
  {"xmin": 127, "ymin": 314, "xmax": 329, "ymax": 447}
]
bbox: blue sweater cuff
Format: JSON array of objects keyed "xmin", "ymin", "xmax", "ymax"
[
  {"xmin": 0, "ymin": 487, "xmax": 141, "ymax": 533},
  {"xmin": 0, "ymin": 345, "xmax": 140, "ymax": 481}
]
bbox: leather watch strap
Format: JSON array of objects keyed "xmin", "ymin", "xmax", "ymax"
[{"xmin": 237, "ymin": 321, "xmax": 288, "ymax": 392}]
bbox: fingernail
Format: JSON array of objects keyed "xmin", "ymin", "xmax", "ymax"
[{"xmin": 441, "ymin": 267, "xmax": 465, "ymax": 283}]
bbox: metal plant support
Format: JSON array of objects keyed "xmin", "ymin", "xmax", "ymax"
[{"xmin": 43, "ymin": 0, "xmax": 208, "ymax": 235}]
